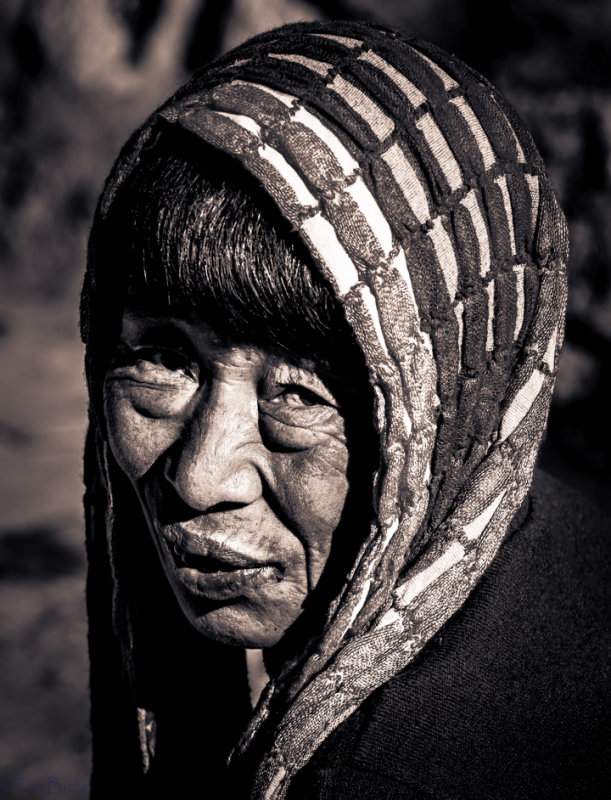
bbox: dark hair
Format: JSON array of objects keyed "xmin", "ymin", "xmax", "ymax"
[{"xmin": 84, "ymin": 125, "xmax": 357, "ymax": 369}]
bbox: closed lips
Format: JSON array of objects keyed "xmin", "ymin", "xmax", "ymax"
[
  {"xmin": 169, "ymin": 539, "xmax": 284, "ymax": 600},
  {"xmin": 164, "ymin": 530, "xmax": 276, "ymax": 572},
  {"xmin": 171, "ymin": 542, "xmax": 259, "ymax": 572}
]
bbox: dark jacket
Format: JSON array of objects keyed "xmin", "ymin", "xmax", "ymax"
[{"xmin": 288, "ymin": 472, "xmax": 611, "ymax": 800}]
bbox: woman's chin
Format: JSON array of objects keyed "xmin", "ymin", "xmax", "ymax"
[{"xmin": 181, "ymin": 598, "xmax": 298, "ymax": 649}]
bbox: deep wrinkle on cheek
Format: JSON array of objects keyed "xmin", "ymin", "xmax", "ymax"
[{"xmin": 270, "ymin": 444, "xmax": 350, "ymax": 591}]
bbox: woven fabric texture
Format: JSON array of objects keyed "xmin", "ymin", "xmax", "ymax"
[{"xmin": 83, "ymin": 20, "xmax": 568, "ymax": 800}]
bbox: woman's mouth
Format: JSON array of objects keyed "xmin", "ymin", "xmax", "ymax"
[
  {"xmin": 167, "ymin": 538, "xmax": 283, "ymax": 600},
  {"xmin": 172, "ymin": 544, "xmax": 243, "ymax": 571}
]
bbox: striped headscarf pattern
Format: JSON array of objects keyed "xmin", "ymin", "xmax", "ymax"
[{"xmin": 86, "ymin": 20, "xmax": 568, "ymax": 799}]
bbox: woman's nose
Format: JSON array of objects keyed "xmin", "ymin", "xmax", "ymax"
[{"xmin": 164, "ymin": 382, "xmax": 264, "ymax": 512}]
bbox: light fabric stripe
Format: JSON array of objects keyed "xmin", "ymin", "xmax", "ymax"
[
  {"xmin": 223, "ymin": 82, "xmax": 363, "ymax": 203},
  {"xmin": 390, "ymin": 249, "xmax": 421, "ymax": 321},
  {"xmin": 377, "ymin": 606, "xmax": 401, "ymax": 629},
  {"xmin": 460, "ymin": 190, "xmax": 491, "ymax": 277},
  {"xmin": 360, "ymin": 50, "xmax": 426, "ymax": 108},
  {"xmin": 330, "ymin": 75, "xmax": 395, "ymax": 141},
  {"xmin": 357, "ymin": 283, "xmax": 391, "ymax": 359},
  {"xmin": 234, "ymin": 83, "xmax": 360, "ymax": 176},
  {"xmin": 525, "ymin": 173, "xmax": 540, "ymax": 235},
  {"xmin": 263, "ymin": 767, "xmax": 286, "ymax": 800},
  {"xmin": 291, "ymin": 106, "xmax": 359, "ymax": 175},
  {"xmin": 428, "ymin": 217, "xmax": 459, "ymax": 299},
  {"xmin": 544, "ymin": 325, "xmax": 558, "ymax": 371},
  {"xmin": 486, "ymin": 281, "xmax": 495, "ymax": 351},
  {"xmin": 311, "ymin": 33, "xmax": 363, "ymax": 48},
  {"xmin": 216, "ymin": 109, "xmax": 261, "ymax": 137},
  {"xmin": 462, "ymin": 489, "xmax": 506, "ymax": 540},
  {"xmin": 450, "ymin": 96, "xmax": 496, "ymax": 170},
  {"xmin": 268, "ymin": 52, "xmax": 331, "ymax": 76},
  {"xmin": 230, "ymin": 58, "xmax": 250, "ymax": 68},
  {"xmin": 498, "ymin": 369, "xmax": 545, "ymax": 442},
  {"xmin": 395, "ymin": 541, "xmax": 465, "ymax": 609},
  {"xmin": 382, "ymin": 142, "xmax": 430, "ymax": 224},
  {"xmin": 455, "ymin": 301, "xmax": 464, "ymax": 373},
  {"xmin": 402, "ymin": 407, "xmax": 413, "ymax": 439},
  {"xmin": 496, "ymin": 174, "xmax": 517, "ymax": 256},
  {"xmin": 416, "ymin": 113, "xmax": 463, "ymax": 191},
  {"xmin": 346, "ymin": 178, "xmax": 393, "ymax": 255},
  {"xmin": 381, "ymin": 517, "xmax": 400, "ymax": 552},
  {"xmin": 410, "ymin": 48, "xmax": 458, "ymax": 90},
  {"xmin": 348, "ymin": 579, "xmax": 372, "ymax": 626},
  {"xmin": 300, "ymin": 213, "xmax": 360, "ymax": 295},
  {"xmin": 513, "ymin": 264, "xmax": 525, "ymax": 340},
  {"xmin": 212, "ymin": 110, "xmax": 319, "ymax": 211},
  {"xmin": 373, "ymin": 384, "xmax": 386, "ymax": 434},
  {"xmin": 258, "ymin": 144, "xmax": 319, "ymax": 207}
]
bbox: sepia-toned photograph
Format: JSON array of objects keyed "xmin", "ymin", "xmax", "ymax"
[{"xmin": 1, "ymin": 1, "xmax": 610, "ymax": 798}]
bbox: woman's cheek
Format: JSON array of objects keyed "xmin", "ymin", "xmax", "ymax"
[
  {"xmin": 103, "ymin": 390, "xmax": 181, "ymax": 480},
  {"xmin": 271, "ymin": 438, "xmax": 350, "ymax": 589}
]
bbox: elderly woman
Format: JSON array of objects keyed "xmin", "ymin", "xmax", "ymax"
[{"xmin": 82, "ymin": 20, "xmax": 610, "ymax": 800}]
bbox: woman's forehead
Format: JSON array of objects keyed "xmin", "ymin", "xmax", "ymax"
[{"xmin": 119, "ymin": 302, "xmax": 354, "ymax": 374}]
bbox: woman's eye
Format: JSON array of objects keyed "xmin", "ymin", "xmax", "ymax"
[
  {"xmin": 258, "ymin": 381, "xmax": 344, "ymax": 452},
  {"xmin": 272, "ymin": 385, "xmax": 331, "ymax": 408},
  {"xmin": 138, "ymin": 347, "xmax": 192, "ymax": 373},
  {"xmin": 111, "ymin": 345, "xmax": 198, "ymax": 384}
]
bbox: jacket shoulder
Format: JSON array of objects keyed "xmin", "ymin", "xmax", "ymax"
[{"xmin": 289, "ymin": 472, "xmax": 611, "ymax": 799}]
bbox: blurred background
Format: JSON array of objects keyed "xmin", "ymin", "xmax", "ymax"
[{"xmin": 1, "ymin": 0, "xmax": 609, "ymax": 795}]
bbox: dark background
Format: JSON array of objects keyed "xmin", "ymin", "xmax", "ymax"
[{"xmin": 1, "ymin": 0, "xmax": 609, "ymax": 795}]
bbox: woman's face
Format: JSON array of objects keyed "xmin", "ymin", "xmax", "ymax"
[{"xmin": 103, "ymin": 306, "xmax": 363, "ymax": 648}]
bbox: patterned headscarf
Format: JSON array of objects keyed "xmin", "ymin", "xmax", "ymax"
[{"xmin": 83, "ymin": 20, "xmax": 568, "ymax": 799}]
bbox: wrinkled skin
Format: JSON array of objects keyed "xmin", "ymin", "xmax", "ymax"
[{"xmin": 103, "ymin": 307, "xmax": 355, "ymax": 648}]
